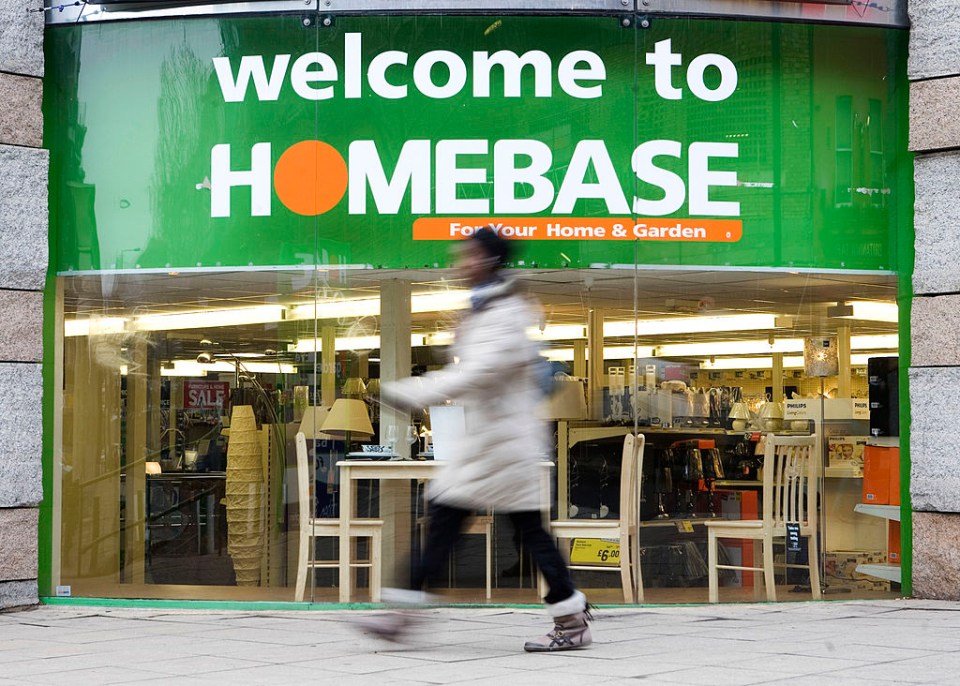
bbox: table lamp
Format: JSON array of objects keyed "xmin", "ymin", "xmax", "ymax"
[
  {"xmin": 321, "ymin": 398, "xmax": 374, "ymax": 452},
  {"xmin": 759, "ymin": 401, "xmax": 784, "ymax": 432},
  {"xmin": 728, "ymin": 402, "xmax": 750, "ymax": 431}
]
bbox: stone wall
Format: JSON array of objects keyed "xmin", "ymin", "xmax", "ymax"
[
  {"xmin": 0, "ymin": 0, "xmax": 45, "ymax": 609},
  {"xmin": 908, "ymin": 0, "xmax": 960, "ymax": 599}
]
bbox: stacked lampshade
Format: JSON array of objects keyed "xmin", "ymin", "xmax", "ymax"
[{"xmin": 225, "ymin": 405, "xmax": 264, "ymax": 586}]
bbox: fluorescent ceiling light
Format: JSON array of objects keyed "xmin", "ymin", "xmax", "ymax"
[
  {"xmin": 289, "ymin": 335, "xmax": 426, "ymax": 353},
  {"xmin": 541, "ymin": 345, "xmax": 656, "ymax": 363},
  {"xmin": 64, "ymin": 317, "xmax": 128, "ymax": 337},
  {"xmin": 169, "ymin": 359, "xmax": 297, "ymax": 375},
  {"xmin": 527, "ymin": 324, "xmax": 587, "ymax": 341},
  {"xmin": 658, "ymin": 338, "xmax": 804, "ymax": 357},
  {"xmin": 288, "ymin": 290, "xmax": 469, "ymax": 321},
  {"xmin": 839, "ymin": 301, "xmax": 899, "ymax": 323},
  {"xmin": 700, "ymin": 356, "xmax": 805, "ymax": 370},
  {"xmin": 657, "ymin": 334, "xmax": 898, "ymax": 358},
  {"xmin": 412, "ymin": 290, "xmax": 470, "ymax": 313},
  {"xmin": 604, "ymin": 314, "xmax": 778, "ymax": 337},
  {"xmin": 162, "ymin": 363, "xmax": 209, "ymax": 377},
  {"xmin": 134, "ymin": 306, "xmax": 286, "ymax": 332},
  {"xmin": 850, "ymin": 334, "xmax": 899, "ymax": 349}
]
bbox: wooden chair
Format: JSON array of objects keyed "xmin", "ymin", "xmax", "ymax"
[
  {"xmin": 294, "ymin": 432, "xmax": 383, "ymax": 602},
  {"xmin": 550, "ymin": 433, "xmax": 645, "ymax": 603},
  {"xmin": 706, "ymin": 434, "xmax": 822, "ymax": 603}
]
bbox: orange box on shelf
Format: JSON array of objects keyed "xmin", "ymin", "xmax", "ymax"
[
  {"xmin": 888, "ymin": 449, "xmax": 901, "ymax": 506},
  {"xmin": 888, "ymin": 520, "xmax": 901, "ymax": 564},
  {"xmin": 863, "ymin": 445, "xmax": 899, "ymax": 505}
]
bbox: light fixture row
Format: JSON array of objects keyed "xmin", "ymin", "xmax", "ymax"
[{"xmin": 65, "ymin": 299, "xmax": 898, "ymax": 336}]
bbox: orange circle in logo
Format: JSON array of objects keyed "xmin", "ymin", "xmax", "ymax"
[{"xmin": 273, "ymin": 140, "xmax": 348, "ymax": 216}]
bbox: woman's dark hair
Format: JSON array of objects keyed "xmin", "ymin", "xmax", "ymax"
[{"xmin": 471, "ymin": 226, "xmax": 512, "ymax": 268}]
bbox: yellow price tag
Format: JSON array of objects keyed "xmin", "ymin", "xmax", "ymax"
[
  {"xmin": 676, "ymin": 520, "xmax": 695, "ymax": 533},
  {"xmin": 570, "ymin": 538, "xmax": 620, "ymax": 566}
]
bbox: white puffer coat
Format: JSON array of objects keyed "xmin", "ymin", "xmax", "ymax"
[{"xmin": 382, "ymin": 278, "xmax": 549, "ymax": 512}]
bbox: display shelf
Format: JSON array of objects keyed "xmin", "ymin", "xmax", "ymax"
[
  {"xmin": 855, "ymin": 562, "xmax": 901, "ymax": 583},
  {"xmin": 854, "ymin": 503, "xmax": 900, "ymax": 522},
  {"xmin": 825, "ymin": 466, "xmax": 863, "ymax": 479}
]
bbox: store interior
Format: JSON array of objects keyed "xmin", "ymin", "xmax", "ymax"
[{"xmin": 55, "ymin": 266, "xmax": 902, "ymax": 603}]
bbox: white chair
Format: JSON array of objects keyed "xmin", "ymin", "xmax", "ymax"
[
  {"xmin": 294, "ymin": 432, "xmax": 383, "ymax": 602},
  {"xmin": 551, "ymin": 434, "xmax": 645, "ymax": 603},
  {"xmin": 706, "ymin": 434, "xmax": 822, "ymax": 603}
]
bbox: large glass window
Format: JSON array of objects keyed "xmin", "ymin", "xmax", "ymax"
[{"xmin": 56, "ymin": 267, "xmax": 900, "ymax": 602}]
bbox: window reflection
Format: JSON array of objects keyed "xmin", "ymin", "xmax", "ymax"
[{"xmin": 57, "ymin": 267, "xmax": 900, "ymax": 602}]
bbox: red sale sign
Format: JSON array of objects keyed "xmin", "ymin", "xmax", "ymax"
[{"xmin": 183, "ymin": 380, "xmax": 230, "ymax": 410}]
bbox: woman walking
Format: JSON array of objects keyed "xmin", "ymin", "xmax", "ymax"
[{"xmin": 364, "ymin": 226, "xmax": 592, "ymax": 652}]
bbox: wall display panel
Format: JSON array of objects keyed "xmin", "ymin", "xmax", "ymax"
[{"xmin": 45, "ymin": 15, "xmax": 908, "ymax": 273}]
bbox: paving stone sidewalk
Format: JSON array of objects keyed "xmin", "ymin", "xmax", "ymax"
[{"xmin": 0, "ymin": 599, "xmax": 958, "ymax": 684}]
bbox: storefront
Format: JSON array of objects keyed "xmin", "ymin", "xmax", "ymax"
[{"xmin": 41, "ymin": 2, "xmax": 912, "ymax": 605}]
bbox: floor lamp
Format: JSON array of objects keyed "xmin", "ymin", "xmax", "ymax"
[{"xmin": 804, "ymin": 337, "xmax": 838, "ymax": 593}]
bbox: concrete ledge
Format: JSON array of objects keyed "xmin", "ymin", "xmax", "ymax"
[
  {"xmin": 912, "ymin": 295, "xmax": 960, "ymax": 366},
  {"xmin": 909, "ymin": 0, "xmax": 960, "ymax": 80},
  {"xmin": 0, "ymin": 579, "xmax": 37, "ymax": 610},
  {"xmin": 0, "ymin": 363, "xmax": 41, "ymax": 508},
  {"xmin": 0, "ymin": 73, "xmax": 42, "ymax": 148},
  {"xmin": 910, "ymin": 77, "xmax": 960, "ymax": 152},
  {"xmin": 0, "ymin": 145, "xmax": 47, "ymax": 291},
  {"xmin": 914, "ymin": 152, "xmax": 960, "ymax": 294},
  {"xmin": 0, "ymin": 508, "xmax": 37, "ymax": 581},
  {"xmin": 0, "ymin": 0, "xmax": 43, "ymax": 77},
  {"xmin": 914, "ymin": 511, "xmax": 960, "ymax": 600},
  {"xmin": 0, "ymin": 290, "xmax": 42, "ymax": 362}
]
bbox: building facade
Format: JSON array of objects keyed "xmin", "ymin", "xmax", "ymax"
[{"xmin": 4, "ymin": 0, "xmax": 956, "ymax": 608}]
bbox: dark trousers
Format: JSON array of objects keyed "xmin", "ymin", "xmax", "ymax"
[{"xmin": 411, "ymin": 502, "xmax": 577, "ymax": 605}]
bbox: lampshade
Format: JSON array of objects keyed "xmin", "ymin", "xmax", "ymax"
[
  {"xmin": 364, "ymin": 378, "xmax": 380, "ymax": 396},
  {"xmin": 321, "ymin": 398, "xmax": 374, "ymax": 438},
  {"xmin": 298, "ymin": 405, "xmax": 333, "ymax": 440},
  {"xmin": 804, "ymin": 337, "xmax": 839, "ymax": 377},
  {"xmin": 759, "ymin": 401, "xmax": 784, "ymax": 419},
  {"xmin": 553, "ymin": 377, "xmax": 588, "ymax": 419},
  {"xmin": 728, "ymin": 401, "xmax": 750, "ymax": 431},
  {"xmin": 342, "ymin": 377, "xmax": 367, "ymax": 396},
  {"xmin": 728, "ymin": 402, "xmax": 750, "ymax": 420}
]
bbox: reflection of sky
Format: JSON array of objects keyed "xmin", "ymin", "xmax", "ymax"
[{"xmin": 77, "ymin": 23, "xmax": 222, "ymax": 269}]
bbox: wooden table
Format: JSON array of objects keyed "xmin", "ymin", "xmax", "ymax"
[{"xmin": 336, "ymin": 459, "xmax": 553, "ymax": 603}]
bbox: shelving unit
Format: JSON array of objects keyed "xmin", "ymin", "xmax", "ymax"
[
  {"xmin": 852, "ymin": 502, "xmax": 901, "ymax": 584},
  {"xmin": 854, "ymin": 503, "xmax": 900, "ymax": 522}
]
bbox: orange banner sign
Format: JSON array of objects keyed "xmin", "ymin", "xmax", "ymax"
[{"xmin": 412, "ymin": 217, "xmax": 742, "ymax": 242}]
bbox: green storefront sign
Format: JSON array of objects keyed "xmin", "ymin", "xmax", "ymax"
[{"xmin": 45, "ymin": 15, "xmax": 908, "ymax": 272}]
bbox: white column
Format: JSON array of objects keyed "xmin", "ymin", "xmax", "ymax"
[
  {"xmin": 837, "ymin": 324, "xmax": 851, "ymax": 399},
  {"xmin": 379, "ymin": 280, "xmax": 412, "ymax": 588},
  {"xmin": 587, "ymin": 310, "xmax": 604, "ymax": 420}
]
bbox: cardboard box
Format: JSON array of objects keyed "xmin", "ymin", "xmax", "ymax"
[
  {"xmin": 824, "ymin": 550, "xmax": 886, "ymax": 580},
  {"xmin": 825, "ymin": 577, "xmax": 891, "ymax": 593},
  {"xmin": 863, "ymin": 445, "xmax": 900, "ymax": 505},
  {"xmin": 888, "ymin": 520, "xmax": 901, "ymax": 564}
]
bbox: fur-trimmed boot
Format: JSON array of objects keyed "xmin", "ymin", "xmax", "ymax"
[{"xmin": 523, "ymin": 590, "xmax": 592, "ymax": 652}]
